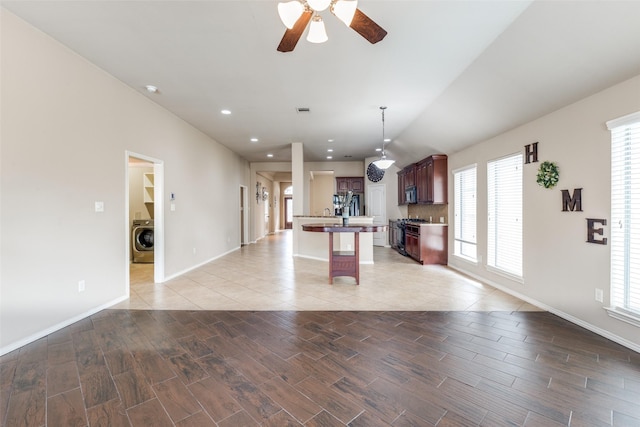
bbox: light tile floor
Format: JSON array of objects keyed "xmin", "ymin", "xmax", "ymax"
[{"xmin": 114, "ymin": 230, "xmax": 542, "ymax": 312}]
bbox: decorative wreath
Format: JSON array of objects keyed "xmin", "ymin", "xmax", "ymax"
[{"xmin": 536, "ymin": 161, "xmax": 559, "ymax": 189}]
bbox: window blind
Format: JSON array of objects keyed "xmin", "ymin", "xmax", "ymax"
[
  {"xmin": 487, "ymin": 153, "xmax": 523, "ymax": 278},
  {"xmin": 609, "ymin": 112, "xmax": 640, "ymax": 316},
  {"xmin": 454, "ymin": 165, "xmax": 477, "ymax": 260}
]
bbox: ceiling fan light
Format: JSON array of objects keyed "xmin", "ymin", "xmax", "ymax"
[
  {"xmin": 331, "ymin": 0, "xmax": 358, "ymax": 26},
  {"xmin": 373, "ymin": 157, "xmax": 395, "ymax": 170},
  {"xmin": 307, "ymin": 15, "xmax": 328, "ymax": 43},
  {"xmin": 277, "ymin": 1, "xmax": 304, "ymax": 29},
  {"xmin": 307, "ymin": 0, "xmax": 331, "ymax": 12}
]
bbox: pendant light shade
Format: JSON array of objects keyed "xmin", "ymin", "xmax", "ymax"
[
  {"xmin": 372, "ymin": 106, "xmax": 395, "ymax": 170},
  {"xmin": 307, "ymin": 15, "xmax": 328, "ymax": 43},
  {"xmin": 331, "ymin": 0, "xmax": 358, "ymax": 26},
  {"xmin": 372, "ymin": 157, "xmax": 395, "ymax": 170},
  {"xmin": 307, "ymin": 0, "xmax": 331, "ymax": 12},
  {"xmin": 277, "ymin": 1, "xmax": 304, "ymax": 29}
]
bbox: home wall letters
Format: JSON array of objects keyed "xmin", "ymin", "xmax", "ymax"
[{"xmin": 523, "ymin": 143, "xmax": 607, "ymax": 245}]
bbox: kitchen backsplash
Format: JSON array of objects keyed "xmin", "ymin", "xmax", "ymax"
[{"xmin": 407, "ymin": 204, "xmax": 448, "ymax": 223}]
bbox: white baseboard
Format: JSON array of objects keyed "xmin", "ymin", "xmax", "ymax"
[
  {"xmin": 0, "ymin": 295, "xmax": 129, "ymax": 356},
  {"xmin": 447, "ymin": 264, "xmax": 640, "ymax": 354}
]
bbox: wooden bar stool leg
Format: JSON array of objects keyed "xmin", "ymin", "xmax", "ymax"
[
  {"xmin": 328, "ymin": 232, "xmax": 334, "ymax": 284},
  {"xmin": 355, "ymin": 232, "xmax": 359, "ymax": 285}
]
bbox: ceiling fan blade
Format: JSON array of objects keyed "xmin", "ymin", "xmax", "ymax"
[
  {"xmin": 350, "ymin": 8, "xmax": 387, "ymax": 44},
  {"xmin": 277, "ymin": 10, "xmax": 313, "ymax": 52}
]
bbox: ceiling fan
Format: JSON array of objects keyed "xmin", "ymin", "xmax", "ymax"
[{"xmin": 277, "ymin": 0, "xmax": 387, "ymax": 53}]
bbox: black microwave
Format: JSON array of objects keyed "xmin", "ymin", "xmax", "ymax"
[{"xmin": 405, "ymin": 186, "xmax": 417, "ymax": 204}]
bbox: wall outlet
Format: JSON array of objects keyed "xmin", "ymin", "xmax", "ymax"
[
  {"xmin": 78, "ymin": 280, "xmax": 85, "ymax": 292},
  {"xmin": 595, "ymin": 288, "xmax": 603, "ymax": 303},
  {"xmin": 94, "ymin": 201, "xmax": 104, "ymax": 212}
]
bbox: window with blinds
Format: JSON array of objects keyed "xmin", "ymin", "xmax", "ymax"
[
  {"xmin": 607, "ymin": 111, "xmax": 640, "ymax": 322},
  {"xmin": 453, "ymin": 165, "xmax": 477, "ymax": 261},
  {"xmin": 487, "ymin": 153, "xmax": 523, "ymax": 278}
]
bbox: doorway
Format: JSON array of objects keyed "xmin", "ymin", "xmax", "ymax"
[
  {"xmin": 240, "ymin": 185, "xmax": 248, "ymax": 246},
  {"xmin": 126, "ymin": 152, "xmax": 164, "ymax": 290},
  {"xmin": 367, "ymin": 183, "xmax": 387, "ymax": 246},
  {"xmin": 284, "ymin": 197, "xmax": 293, "ymax": 229}
]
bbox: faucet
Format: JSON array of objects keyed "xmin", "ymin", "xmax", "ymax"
[{"xmin": 324, "ymin": 207, "xmax": 332, "ymax": 216}]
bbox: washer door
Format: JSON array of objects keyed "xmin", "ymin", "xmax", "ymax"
[{"xmin": 134, "ymin": 227, "xmax": 154, "ymax": 251}]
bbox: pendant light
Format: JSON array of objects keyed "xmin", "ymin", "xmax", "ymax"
[{"xmin": 372, "ymin": 106, "xmax": 395, "ymax": 170}]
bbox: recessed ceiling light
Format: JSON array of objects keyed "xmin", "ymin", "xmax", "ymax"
[
  {"xmin": 327, "ymin": 156, "xmax": 333, "ymax": 159},
  {"xmin": 384, "ymin": 138, "xmax": 391, "ymax": 142},
  {"xmin": 267, "ymin": 153, "xmax": 274, "ymax": 158},
  {"xmin": 145, "ymin": 85, "xmax": 158, "ymax": 93},
  {"xmin": 376, "ymin": 148, "xmax": 382, "ymax": 152},
  {"xmin": 221, "ymin": 109, "xmax": 231, "ymax": 115},
  {"xmin": 250, "ymin": 138, "xmax": 258, "ymax": 142},
  {"xmin": 328, "ymin": 139, "xmax": 334, "ymax": 143},
  {"xmin": 327, "ymin": 148, "xmax": 333, "ymax": 152}
]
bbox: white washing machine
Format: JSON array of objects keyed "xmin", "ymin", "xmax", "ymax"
[{"xmin": 132, "ymin": 219, "xmax": 154, "ymax": 263}]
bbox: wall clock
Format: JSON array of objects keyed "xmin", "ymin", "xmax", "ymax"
[{"xmin": 367, "ymin": 162, "xmax": 385, "ymax": 182}]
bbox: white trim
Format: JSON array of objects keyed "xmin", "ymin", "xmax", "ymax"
[
  {"xmin": 0, "ymin": 295, "xmax": 128, "ymax": 356},
  {"xmin": 448, "ymin": 264, "xmax": 640, "ymax": 354},
  {"xmin": 486, "ymin": 264, "xmax": 525, "ymax": 284},
  {"xmin": 451, "ymin": 253, "xmax": 479, "ymax": 266},
  {"xmin": 162, "ymin": 247, "xmax": 241, "ymax": 282},
  {"xmin": 451, "ymin": 163, "xmax": 478, "ymax": 175},
  {"xmin": 604, "ymin": 307, "xmax": 640, "ymax": 328},
  {"xmin": 606, "ymin": 111, "xmax": 640, "ymax": 130}
]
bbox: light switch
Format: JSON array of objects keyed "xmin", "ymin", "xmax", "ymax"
[
  {"xmin": 95, "ymin": 201, "xmax": 104, "ymax": 212},
  {"xmin": 170, "ymin": 202, "xmax": 176, "ymax": 212}
]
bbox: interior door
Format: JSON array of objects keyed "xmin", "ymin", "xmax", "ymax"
[{"xmin": 367, "ymin": 184, "xmax": 387, "ymax": 246}]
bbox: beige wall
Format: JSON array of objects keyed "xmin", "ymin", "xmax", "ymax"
[
  {"xmin": 448, "ymin": 74, "xmax": 640, "ymax": 351},
  {"xmin": 0, "ymin": 11, "xmax": 249, "ymax": 353},
  {"xmin": 310, "ymin": 173, "xmax": 334, "ymax": 216}
]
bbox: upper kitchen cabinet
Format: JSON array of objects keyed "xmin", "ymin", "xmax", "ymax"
[
  {"xmin": 422, "ymin": 154, "xmax": 447, "ymax": 204},
  {"xmin": 336, "ymin": 177, "xmax": 364, "ymax": 193},
  {"xmin": 397, "ymin": 168, "xmax": 406, "ymax": 205},
  {"xmin": 403, "ymin": 164, "xmax": 416, "ymax": 188}
]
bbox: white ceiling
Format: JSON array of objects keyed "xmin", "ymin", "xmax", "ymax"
[{"xmin": 3, "ymin": 0, "xmax": 640, "ymax": 167}]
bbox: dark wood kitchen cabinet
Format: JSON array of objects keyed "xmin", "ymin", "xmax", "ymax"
[
  {"xmin": 403, "ymin": 164, "xmax": 416, "ymax": 188},
  {"xmin": 336, "ymin": 177, "xmax": 364, "ymax": 193},
  {"xmin": 416, "ymin": 159, "xmax": 429, "ymax": 203},
  {"xmin": 417, "ymin": 155, "xmax": 448, "ymax": 204},
  {"xmin": 405, "ymin": 223, "xmax": 421, "ymax": 261},
  {"xmin": 397, "ymin": 169, "xmax": 406, "ymax": 205},
  {"xmin": 405, "ymin": 223, "xmax": 448, "ymax": 265}
]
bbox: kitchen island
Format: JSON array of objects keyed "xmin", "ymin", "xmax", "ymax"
[
  {"xmin": 302, "ymin": 223, "xmax": 387, "ymax": 284},
  {"xmin": 293, "ymin": 216, "xmax": 376, "ymax": 264}
]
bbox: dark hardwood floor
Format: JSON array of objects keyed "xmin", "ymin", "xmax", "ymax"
[{"xmin": 1, "ymin": 309, "xmax": 639, "ymax": 426}]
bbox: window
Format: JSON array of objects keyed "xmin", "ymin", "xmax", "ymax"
[
  {"xmin": 608, "ymin": 112, "xmax": 640, "ymax": 323},
  {"xmin": 487, "ymin": 153, "xmax": 523, "ymax": 278},
  {"xmin": 453, "ymin": 165, "xmax": 477, "ymax": 261}
]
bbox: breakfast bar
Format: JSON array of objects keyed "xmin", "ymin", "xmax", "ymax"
[{"xmin": 302, "ymin": 223, "xmax": 387, "ymax": 285}]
